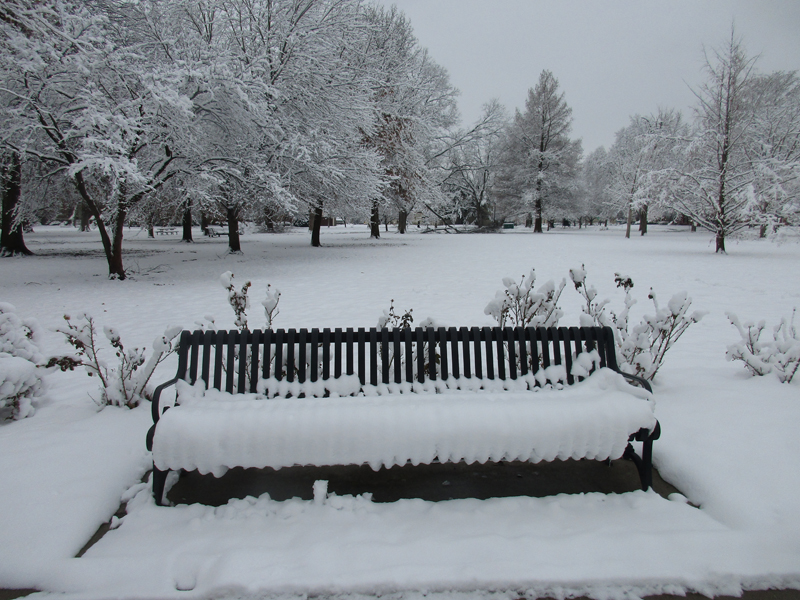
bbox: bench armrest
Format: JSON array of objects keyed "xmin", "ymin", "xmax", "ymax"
[
  {"xmin": 619, "ymin": 372, "xmax": 652, "ymax": 394},
  {"xmin": 151, "ymin": 376, "xmax": 179, "ymax": 424}
]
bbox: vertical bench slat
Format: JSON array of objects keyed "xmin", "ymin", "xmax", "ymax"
[
  {"xmin": 393, "ymin": 329, "xmax": 402, "ymax": 384},
  {"xmin": 483, "ymin": 326, "xmax": 494, "ymax": 379},
  {"xmin": 381, "ymin": 328, "xmax": 391, "ymax": 384},
  {"xmin": 599, "ymin": 327, "xmax": 613, "ymax": 368},
  {"xmin": 438, "ymin": 327, "xmax": 449, "ymax": 380},
  {"xmin": 212, "ymin": 331, "xmax": 225, "ymax": 390},
  {"xmin": 539, "ymin": 328, "xmax": 551, "ymax": 370},
  {"xmin": 237, "ymin": 330, "xmax": 248, "ymax": 393},
  {"xmin": 516, "ymin": 327, "xmax": 528, "ymax": 376},
  {"xmin": 296, "ymin": 329, "xmax": 307, "ymax": 383},
  {"xmin": 188, "ymin": 331, "xmax": 202, "ymax": 385},
  {"xmin": 262, "ymin": 330, "xmax": 273, "ymax": 380},
  {"xmin": 285, "ymin": 329, "xmax": 296, "ymax": 383},
  {"xmin": 310, "ymin": 329, "xmax": 319, "ymax": 383},
  {"xmin": 175, "ymin": 331, "xmax": 192, "ymax": 383},
  {"xmin": 426, "ymin": 327, "xmax": 436, "ymax": 380},
  {"xmin": 334, "ymin": 328, "xmax": 343, "ymax": 378},
  {"xmin": 415, "ymin": 327, "xmax": 425, "ymax": 382},
  {"xmin": 200, "ymin": 331, "xmax": 213, "ymax": 386},
  {"xmin": 274, "ymin": 330, "xmax": 284, "ymax": 381},
  {"xmin": 461, "ymin": 327, "xmax": 471, "ymax": 378},
  {"xmin": 249, "ymin": 330, "xmax": 261, "ymax": 392},
  {"xmin": 357, "ymin": 328, "xmax": 366, "ymax": 385},
  {"xmin": 505, "ymin": 327, "xmax": 517, "ymax": 380},
  {"xmin": 449, "ymin": 327, "xmax": 460, "ymax": 379},
  {"xmin": 345, "ymin": 328, "xmax": 354, "ymax": 376},
  {"xmin": 495, "ymin": 328, "xmax": 506, "ymax": 380},
  {"xmin": 565, "ymin": 327, "xmax": 579, "ymax": 384},
  {"xmin": 369, "ymin": 328, "xmax": 378, "ymax": 386},
  {"xmin": 322, "ymin": 329, "xmax": 331, "ymax": 380},
  {"xmin": 404, "ymin": 328, "xmax": 414, "ymax": 383},
  {"xmin": 471, "ymin": 327, "xmax": 482, "ymax": 378},
  {"xmin": 225, "ymin": 330, "xmax": 237, "ymax": 393}
]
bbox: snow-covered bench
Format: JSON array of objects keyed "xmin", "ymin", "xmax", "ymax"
[{"xmin": 146, "ymin": 326, "xmax": 660, "ymax": 505}]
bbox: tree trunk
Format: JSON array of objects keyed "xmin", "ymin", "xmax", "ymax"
[
  {"xmin": 398, "ymin": 209, "xmax": 408, "ymax": 234},
  {"xmin": 691, "ymin": 221, "xmax": 697, "ymax": 232},
  {"xmin": 72, "ymin": 172, "xmax": 126, "ymax": 279},
  {"xmin": 182, "ymin": 199, "xmax": 193, "ymax": 242},
  {"xmin": 1, "ymin": 152, "xmax": 33, "ymax": 256},
  {"xmin": 311, "ymin": 201, "xmax": 323, "ymax": 247},
  {"xmin": 109, "ymin": 201, "xmax": 126, "ymax": 279},
  {"xmin": 639, "ymin": 204, "xmax": 648, "ymax": 235},
  {"xmin": 226, "ymin": 206, "xmax": 241, "ymax": 252},
  {"xmin": 201, "ymin": 212, "xmax": 210, "ymax": 236},
  {"xmin": 625, "ymin": 203, "xmax": 633, "ymax": 238},
  {"xmin": 715, "ymin": 230, "xmax": 726, "ymax": 253},
  {"xmin": 148, "ymin": 225, "xmax": 155, "ymax": 238},
  {"xmin": 370, "ymin": 201, "xmax": 380, "ymax": 239},
  {"xmin": 759, "ymin": 223, "xmax": 767, "ymax": 238},
  {"xmin": 78, "ymin": 202, "xmax": 92, "ymax": 231},
  {"xmin": 264, "ymin": 206, "xmax": 276, "ymax": 232},
  {"xmin": 525, "ymin": 213, "xmax": 533, "ymax": 228}
]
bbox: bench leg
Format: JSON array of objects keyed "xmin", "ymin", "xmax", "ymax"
[
  {"xmin": 623, "ymin": 443, "xmax": 647, "ymax": 490},
  {"xmin": 152, "ymin": 465, "xmax": 168, "ymax": 506},
  {"xmin": 624, "ymin": 422, "xmax": 661, "ymax": 491}
]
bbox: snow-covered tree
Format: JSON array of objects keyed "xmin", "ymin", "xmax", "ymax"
[
  {"xmin": 580, "ymin": 146, "xmax": 613, "ymax": 225},
  {"xmin": 606, "ymin": 109, "xmax": 687, "ymax": 237},
  {"xmin": 360, "ymin": 5, "xmax": 459, "ymax": 238},
  {"xmin": 672, "ymin": 31, "xmax": 760, "ymax": 253},
  {"xmin": 0, "ymin": 0, "xmax": 193, "ymax": 278},
  {"xmin": 744, "ymin": 71, "xmax": 800, "ymax": 236},
  {"xmin": 494, "ymin": 70, "xmax": 582, "ymax": 232},
  {"xmin": 441, "ymin": 100, "xmax": 507, "ymax": 227},
  {"xmin": 1, "ymin": 152, "xmax": 32, "ymax": 256}
]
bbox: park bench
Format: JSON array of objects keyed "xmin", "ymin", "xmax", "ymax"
[
  {"xmin": 146, "ymin": 326, "xmax": 660, "ymax": 506},
  {"xmin": 155, "ymin": 227, "xmax": 177, "ymax": 235}
]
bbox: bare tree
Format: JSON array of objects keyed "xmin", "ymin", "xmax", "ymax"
[{"xmin": 674, "ymin": 30, "xmax": 760, "ymax": 253}]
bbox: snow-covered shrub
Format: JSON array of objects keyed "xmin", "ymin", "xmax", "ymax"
[
  {"xmin": 378, "ymin": 300, "xmax": 414, "ymax": 330},
  {"xmin": 484, "ymin": 269, "xmax": 565, "ymax": 328},
  {"xmin": 48, "ymin": 315, "xmax": 181, "ymax": 408},
  {"xmin": 570, "ymin": 265, "xmax": 706, "ymax": 381},
  {"xmin": 261, "ymin": 284, "xmax": 281, "ymax": 329},
  {"xmin": 726, "ymin": 310, "xmax": 800, "ymax": 383},
  {"xmin": 0, "ymin": 302, "xmax": 45, "ymax": 421},
  {"xmin": 206, "ymin": 272, "xmax": 283, "ymax": 385},
  {"xmin": 212, "ymin": 272, "xmax": 281, "ymax": 331},
  {"xmin": 220, "ymin": 271, "xmax": 251, "ymax": 330}
]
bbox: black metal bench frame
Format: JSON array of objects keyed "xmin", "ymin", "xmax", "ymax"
[{"xmin": 147, "ymin": 325, "xmax": 660, "ymax": 505}]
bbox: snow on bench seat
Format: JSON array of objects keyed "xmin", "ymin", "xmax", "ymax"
[{"xmin": 152, "ymin": 368, "xmax": 656, "ymax": 477}]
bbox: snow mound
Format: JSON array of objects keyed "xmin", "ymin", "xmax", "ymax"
[{"xmin": 152, "ymin": 368, "xmax": 656, "ymax": 475}]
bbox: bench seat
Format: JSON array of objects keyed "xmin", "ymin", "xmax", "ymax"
[{"xmin": 152, "ymin": 368, "xmax": 655, "ymax": 477}]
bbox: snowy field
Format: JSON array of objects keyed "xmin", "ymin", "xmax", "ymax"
[{"xmin": 1, "ymin": 224, "xmax": 799, "ymax": 600}]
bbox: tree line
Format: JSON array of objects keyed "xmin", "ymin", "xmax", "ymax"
[{"xmin": 2, "ymin": 3, "xmax": 798, "ymax": 277}]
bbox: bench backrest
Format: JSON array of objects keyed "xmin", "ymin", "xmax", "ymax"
[{"xmin": 172, "ymin": 326, "xmax": 619, "ymax": 394}]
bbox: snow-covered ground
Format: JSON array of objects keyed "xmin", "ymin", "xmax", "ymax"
[{"xmin": 1, "ymin": 224, "xmax": 799, "ymax": 599}]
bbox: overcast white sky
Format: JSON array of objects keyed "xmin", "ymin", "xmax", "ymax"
[{"xmin": 375, "ymin": 0, "xmax": 800, "ymax": 153}]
